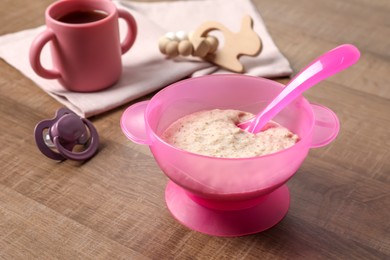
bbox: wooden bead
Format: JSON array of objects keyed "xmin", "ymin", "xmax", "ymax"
[
  {"xmin": 165, "ymin": 40, "xmax": 179, "ymax": 58},
  {"xmin": 205, "ymin": 36, "xmax": 219, "ymax": 53},
  {"xmin": 164, "ymin": 32, "xmax": 177, "ymax": 41},
  {"xmin": 176, "ymin": 31, "xmax": 188, "ymax": 41},
  {"xmin": 158, "ymin": 37, "xmax": 170, "ymax": 54},
  {"xmin": 178, "ymin": 40, "xmax": 193, "ymax": 56}
]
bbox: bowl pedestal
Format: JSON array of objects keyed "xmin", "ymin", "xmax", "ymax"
[{"xmin": 165, "ymin": 181, "xmax": 290, "ymax": 237}]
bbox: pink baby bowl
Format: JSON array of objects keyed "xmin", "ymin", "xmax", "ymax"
[{"xmin": 120, "ymin": 74, "xmax": 340, "ymax": 237}]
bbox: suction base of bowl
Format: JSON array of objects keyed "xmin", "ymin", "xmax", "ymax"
[{"xmin": 165, "ymin": 181, "xmax": 290, "ymax": 237}]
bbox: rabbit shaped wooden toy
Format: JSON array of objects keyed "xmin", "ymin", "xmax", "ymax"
[{"xmin": 191, "ymin": 15, "xmax": 262, "ymax": 73}]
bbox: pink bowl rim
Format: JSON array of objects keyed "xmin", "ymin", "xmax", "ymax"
[{"xmin": 144, "ymin": 74, "xmax": 315, "ymax": 160}]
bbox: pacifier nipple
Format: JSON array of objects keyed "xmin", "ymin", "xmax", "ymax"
[
  {"xmin": 34, "ymin": 108, "xmax": 99, "ymax": 161},
  {"xmin": 51, "ymin": 113, "xmax": 87, "ymax": 143}
]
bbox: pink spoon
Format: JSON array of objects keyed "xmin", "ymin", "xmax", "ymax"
[{"xmin": 238, "ymin": 44, "xmax": 360, "ymax": 133}]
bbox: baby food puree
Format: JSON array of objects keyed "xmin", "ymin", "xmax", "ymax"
[{"xmin": 162, "ymin": 109, "xmax": 299, "ymax": 158}]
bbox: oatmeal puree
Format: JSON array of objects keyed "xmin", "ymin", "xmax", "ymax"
[{"xmin": 162, "ymin": 109, "xmax": 299, "ymax": 158}]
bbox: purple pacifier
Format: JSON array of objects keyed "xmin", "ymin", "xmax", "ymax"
[{"xmin": 34, "ymin": 108, "xmax": 99, "ymax": 161}]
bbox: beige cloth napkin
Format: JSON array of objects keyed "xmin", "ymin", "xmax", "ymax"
[{"xmin": 0, "ymin": 0, "xmax": 292, "ymax": 118}]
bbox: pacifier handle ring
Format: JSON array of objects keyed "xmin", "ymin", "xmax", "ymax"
[
  {"xmin": 34, "ymin": 108, "xmax": 73, "ymax": 161},
  {"xmin": 54, "ymin": 118, "xmax": 99, "ymax": 161},
  {"xmin": 34, "ymin": 119, "xmax": 66, "ymax": 161}
]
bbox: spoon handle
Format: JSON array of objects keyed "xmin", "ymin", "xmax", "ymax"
[{"xmin": 238, "ymin": 44, "xmax": 360, "ymax": 133}]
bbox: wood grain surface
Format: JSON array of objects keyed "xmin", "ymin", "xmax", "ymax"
[{"xmin": 1, "ymin": 0, "xmax": 389, "ymax": 259}]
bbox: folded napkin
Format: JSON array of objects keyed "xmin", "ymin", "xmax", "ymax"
[{"xmin": 0, "ymin": 0, "xmax": 292, "ymax": 118}]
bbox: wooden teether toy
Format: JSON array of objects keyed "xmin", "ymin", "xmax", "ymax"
[{"xmin": 158, "ymin": 15, "xmax": 262, "ymax": 73}]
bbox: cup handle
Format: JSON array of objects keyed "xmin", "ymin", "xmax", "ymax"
[
  {"xmin": 120, "ymin": 101, "xmax": 151, "ymax": 145},
  {"xmin": 310, "ymin": 103, "xmax": 340, "ymax": 148},
  {"xmin": 117, "ymin": 9, "xmax": 137, "ymax": 54},
  {"xmin": 29, "ymin": 29, "xmax": 61, "ymax": 79}
]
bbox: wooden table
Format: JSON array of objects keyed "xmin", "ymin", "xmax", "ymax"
[{"xmin": 1, "ymin": 0, "xmax": 389, "ymax": 259}]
